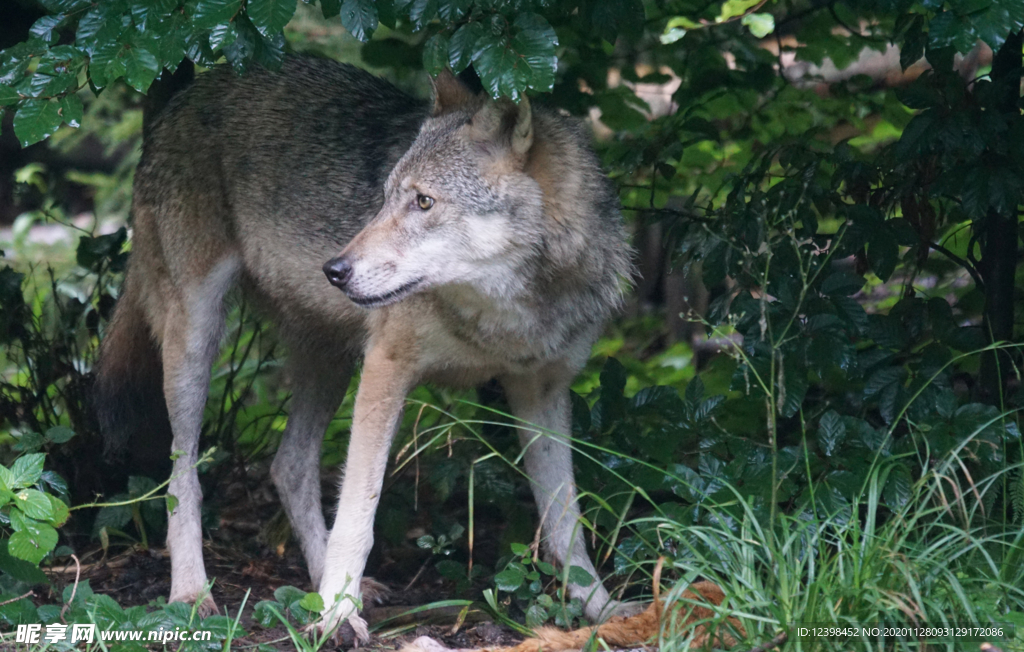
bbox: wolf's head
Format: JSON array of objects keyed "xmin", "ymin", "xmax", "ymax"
[{"xmin": 323, "ymin": 72, "xmax": 546, "ymax": 308}]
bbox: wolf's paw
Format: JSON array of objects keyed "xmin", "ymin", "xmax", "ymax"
[
  {"xmin": 169, "ymin": 592, "xmax": 219, "ymax": 618},
  {"xmin": 359, "ymin": 577, "xmax": 389, "ymax": 605},
  {"xmin": 310, "ymin": 611, "xmax": 369, "ymax": 648}
]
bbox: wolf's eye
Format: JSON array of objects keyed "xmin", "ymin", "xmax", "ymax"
[{"xmin": 417, "ymin": 194, "xmax": 435, "ymax": 211}]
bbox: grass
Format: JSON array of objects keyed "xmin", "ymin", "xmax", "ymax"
[
  {"xmin": 5, "ymin": 402, "xmax": 1024, "ymax": 651},
  {"xmin": 412, "ymin": 400, "xmax": 1024, "ymax": 652}
]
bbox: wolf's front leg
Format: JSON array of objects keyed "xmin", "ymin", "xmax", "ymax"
[
  {"xmin": 501, "ymin": 370, "xmax": 616, "ymax": 622},
  {"xmin": 318, "ymin": 343, "xmax": 413, "ymax": 641}
]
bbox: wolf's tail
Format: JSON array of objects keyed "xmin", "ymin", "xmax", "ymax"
[{"xmin": 93, "ymin": 272, "xmax": 173, "ymax": 473}]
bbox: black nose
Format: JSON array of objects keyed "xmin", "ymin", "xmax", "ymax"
[{"xmin": 323, "ymin": 257, "xmax": 354, "ymax": 289}]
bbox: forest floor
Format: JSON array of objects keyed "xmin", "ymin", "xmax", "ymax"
[
  {"xmin": 45, "ymin": 543, "xmax": 526, "ymax": 650},
  {"xmin": 39, "ymin": 460, "xmax": 532, "ymax": 651}
]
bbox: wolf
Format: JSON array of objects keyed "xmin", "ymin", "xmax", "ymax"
[{"xmin": 94, "ymin": 57, "xmax": 633, "ymax": 640}]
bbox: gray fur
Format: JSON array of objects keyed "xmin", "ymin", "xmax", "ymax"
[{"xmin": 96, "ymin": 56, "xmax": 634, "ymax": 637}]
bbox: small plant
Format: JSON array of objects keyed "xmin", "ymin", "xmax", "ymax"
[
  {"xmin": 418, "ymin": 522, "xmax": 483, "ymax": 593},
  {"xmin": 92, "ymin": 475, "xmax": 166, "ymax": 551},
  {"xmin": 0, "ymin": 449, "xmax": 71, "ymax": 626},
  {"xmin": 253, "ymin": 585, "xmax": 329, "ymax": 629},
  {"xmin": 487, "ymin": 542, "xmax": 591, "ymax": 629},
  {"xmin": 417, "ymin": 522, "xmax": 465, "ymax": 557}
]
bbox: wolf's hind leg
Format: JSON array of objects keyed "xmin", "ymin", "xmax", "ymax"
[
  {"xmin": 501, "ymin": 371, "xmax": 617, "ymax": 622},
  {"xmin": 271, "ymin": 347, "xmax": 355, "ymax": 589},
  {"xmin": 163, "ymin": 255, "xmax": 241, "ymax": 614}
]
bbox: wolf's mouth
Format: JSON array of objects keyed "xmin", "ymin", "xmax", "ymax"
[{"xmin": 347, "ymin": 277, "xmax": 425, "ymax": 308}]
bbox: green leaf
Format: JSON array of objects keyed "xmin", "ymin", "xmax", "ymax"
[
  {"xmin": 123, "ymin": 38, "xmax": 161, "ymax": 93},
  {"xmin": 298, "ymin": 591, "xmax": 324, "ymax": 612},
  {"xmin": 423, "ymin": 33, "xmax": 448, "ymax": 76},
  {"xmin": 76, "ymin": 228, "xmax": 127, "ymax": 270},
  {"xmin": 595, "ymin": 86, "xmax": 649, "ymax": 130},
  {"xmin": 742, "ymin": 12, "xmax": 775, "ymax": 37},
  {"xmin": 94, "ymin": 502, "xmax": 132, "ymax": 535},
  {"xmin": 660, "ymin": 26, "xmax": 686, "ymax": 44},
  {"xmin": 57, "ymin": 95, "xmax": 83, "ymax": 129},
  {"xmin": 864, "ymin": 366, "xmax": 904, "ymax": 399},
  {"xmin": 0, "ymin": 539, "xmax": 48, "ymax": 585},
  {"xmin": 340, "ymin": 0, "xmax": 378, "ymax": 41},
  {"xmin": 9, "ymin": 454, "xmax": 45, "ymax": 489},
  {"xmin": 510, "ymin": 542, "xmax": 530, "ymax": 557},
  {"xmin": 448, "ymin": 21, "xmax": 483, "ymax": 73},
  {"xmin": 820, "ymin": 271, "xmax": 866, "ymax": 296},
  {"xmin": 0, "ymin": 85, "xmax": 21, "ymax": 106},
  {"xmin": 525, "ymin": 603, "xmax": 547, "ymax": 628},
  {"xmin": 12, "ymin": 432, "xmax": 43, "ymax": 453},
  {"xmin": 8, "ymin": 521, "xmax": 58, "ymax": 564},
  {"xmin": 248, "ymin": 0, "xmax": 297, "ymax": 38},
  {"xmin": 536, "ymin": 560, "xmax": 556, "ymax": 575},
  {"xmin": 719, "ymin": 0, "xmax": 763, "ymax": 21},
  {"xmin": 47, "ymin": 495, "xmax": 70, "ymax": 527},
  {"xmin": 45, "ymin": 423, "xmax": 74, "ymax": 444},
  {"xmin": 130, "ymin": 0, "xmax": 179, "ymax": 31},
  {"xmin": 473, "ymin": 33, "xmax": 519, "ymax": 99},
  {"xmin": 209, "ymin": 21, "xmax": 239, "ymax": 50},
  {"xmin": 408, "ymin": 0, "xmax": 438, "ymax": 31},
  {"xmin": 90, "ymin": 593, "xmax": 127, "ymax": 626},
  {"xmin": 251, "ymin": 19, "xmax": 288, "ymax": 69},
  {"xmin": 153, "ymin": 14, "xmax": 188, "ymax": 71},
  {"xmin": 41, "ymin": 0, "xmax": 90, "ymax": 11},
  {"xmin": 970, "ymin": 0, "xmax": 1024, "ymax": 50},
  {"xmin": 685, "ymin": 376, "xmax": 705, "ymax": 403},
  {"xmin": 566, "ymin": 565, "xmax": 594, "ymax": 587},
  {"xmin": 436, "ymin": 559, "xmax": 465, "ymax": 580},
  {"xmin": 511, "ymin": 13, "xmax": 557, "ymax": 93},
  {"xmin": 0, "ymin": 467, "xmax": 15, "ymax": 493},
  {"xmin": 31, "ymin": 15, "xmax": 65, "ymax": 44},
  {"xmin": 438, "ymin": 0, "xmax": 471, "ymax": 21},
  {"xmin": 253, "ymin": 600, "xmax": 284, "ymax": 626},
  {"xmin": 191, "ymin": 0, "xmax": 243, "ymax": 29},
  {"xmin": 928, "ymin": 11, "xmax": 974, "ymax": 53},
  {"xmin": 867, "ymin": 228, "xmax": 899, "ymax": 282},
  {"xmin": 883, "ymin": 464, "xmax": 912, "ymax": 508},
  {"xmin": 89, "ymin": 39, "xmax": 128, "ymax": 89},
  {"xmin": 494, "ymin": 567, "xmax": 526, "ymax": 592},
  {"xmin": 781, "ymin": 366, "xmax": 808, "ymax": 419},
  {"xmin": 13, "ymin": 99, "xmax": 64, "ymax": 147},
  {"xmin": 273, "ymin": 585, "xmax": 307, "ymax": 606},
  {"xmin": 127, "ymin": 475, "xmax": 157, "ymax": 497},
  {"xmin": 76, "ymin": 6, "xmax": 127, "ymax": 54},
  {"xmin": 14, "ymin": 489, "xmax": 54, "ymax": 521},
  {"xmin": 817, "ymin": 410, "xmax": 846, "ymax": 456}
]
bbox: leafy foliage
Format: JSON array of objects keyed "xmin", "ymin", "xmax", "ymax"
[
  {"xmin": 488, "ymin": 543, "xmax": 591, "ymax": 629},
  {"xmin": 1, "ymin": 0, "xmax": 1023, "ymax": 644}
]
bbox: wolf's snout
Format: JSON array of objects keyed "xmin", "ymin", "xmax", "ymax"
[{"xmin": 323, "ymin": 257, "xmax": 354, "ymax": 289}]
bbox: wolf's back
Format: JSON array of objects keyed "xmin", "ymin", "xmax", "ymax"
[
  {"xmin": 138, "ymin": 59, "xmax": 429, "ymax": 245},
  {"xmin": 96, "ymin": 59, "xmax": 428, "ymax": 464}
]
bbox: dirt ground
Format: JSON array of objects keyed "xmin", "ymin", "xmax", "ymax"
[
  {"xmin": 40, "ymin": 541, "xmax": 525, "ymax": 651},
  {"xmin": 39, "ymin": 461, "xmax": 529, "ymax": 651}
]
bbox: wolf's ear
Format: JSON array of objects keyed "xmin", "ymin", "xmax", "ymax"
[
  {"xmin": 430, "ymin": 70, "xmax": 476, "ymax": 116},
  {"xmin": 469, "ymin": 96, "xmax": 534, "ymax": 164}
]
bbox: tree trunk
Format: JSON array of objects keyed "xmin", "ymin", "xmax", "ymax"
[{"xmin": 978, "ymin": 29, "xmax": 1022, "ymax": 403}]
